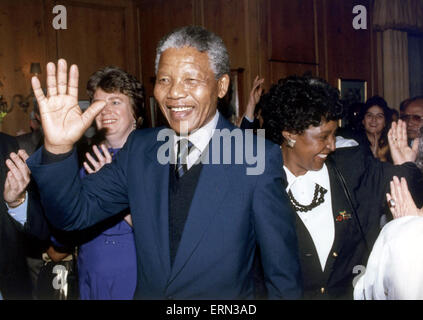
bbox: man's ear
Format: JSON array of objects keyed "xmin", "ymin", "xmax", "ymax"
[{"xmin": 217, "ymin": 74, "xmax": 230, "ymax": 98}]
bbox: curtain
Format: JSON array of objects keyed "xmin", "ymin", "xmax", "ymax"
[
  {"xmin": 374, "ymin": 0, "xmax": 423, "ymax": 33},
  {"xmin": 373, "ymin": 0, "xmax": 423, "ymax": 109},
  {"xmin": 382, "ymin": 30, "xmax": 409, "ymax": 109}
]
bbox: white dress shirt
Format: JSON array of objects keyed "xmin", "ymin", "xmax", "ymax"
[
  {"xmin": 5, "ymin": 191, "xmax": 28, "ymax": 226},
  {"xmin": 354, "ymin": 216, "xmax": 423, "ymax": 300},
  {"xmin": 335, "ymin": 136, "xmax": 359, "ymax": 148},
  {"xmin": 284, "ymin": 164, "xmax": 335, "ymax": 271},
  {"xmin": 173, "ymin": 111, "xmax": 219, "ymax": 170}
]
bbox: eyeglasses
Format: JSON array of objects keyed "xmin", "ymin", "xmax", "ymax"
[{"xmin": 399, "ymin": 114, "xmax": 423, "ymax": 122}]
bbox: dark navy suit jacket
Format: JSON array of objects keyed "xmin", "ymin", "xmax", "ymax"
[
  {"xmin": 28, "ymin": 114, "xmax": 302, "ymax": 299},
  {"xmin": 0, "ymin": 133, "xmax": 32, "ymax": 299}
]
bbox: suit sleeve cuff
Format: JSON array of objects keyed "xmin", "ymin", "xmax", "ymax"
[{"xmin": 41, "ymin": 147, "xmax": 74, "ymax": 164}]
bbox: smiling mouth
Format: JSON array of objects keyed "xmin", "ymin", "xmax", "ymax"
[
  {"xmin": 317, "ymin": 154, "xmax": 328, "ymax": 159},
  {"xmin": 103, "ymin": 119, "xmax": 117, "ymax": 124},
  {"xmin": 167, "ymin": 105, "xmax": 194, "ymax": 112}
]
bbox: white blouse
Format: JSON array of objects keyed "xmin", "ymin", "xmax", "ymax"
[{"xmin": 284, "ymin": 164, "xmax": 335, "ymax": 271}]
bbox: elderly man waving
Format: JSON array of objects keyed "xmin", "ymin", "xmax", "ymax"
[{"xmin": 27, "ymin": 26, "xmax": 302, "ymax": 300}]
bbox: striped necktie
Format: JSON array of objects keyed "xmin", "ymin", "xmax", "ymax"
[{"xmin": 175, "ymin": 139, "xmax": 194, "ymax": 178}]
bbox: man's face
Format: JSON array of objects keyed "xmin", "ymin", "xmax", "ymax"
[
  {"xmin": 401, "ymin": 101, "xmax": 423, "ymax": 139},
  {"xmin": 154, "ymin": 47, "xmax": 229, "ymax": 134}
]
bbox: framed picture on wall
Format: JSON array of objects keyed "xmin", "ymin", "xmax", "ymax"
[
  {"xmin": 149, "ymin": 96, "xmax": 157, "ymax": 128},
  {"xmin": 337, "ymin": 78, "xmax": 368, "ymax": 104}
]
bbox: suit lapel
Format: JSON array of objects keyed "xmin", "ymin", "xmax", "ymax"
[
  {"xmin": 145, "ymin": 139, "xmax": 172, "ymax": 278},
  {"xmin": 324, "ymin": 159, "xmax": 356, "ymax": 273}
]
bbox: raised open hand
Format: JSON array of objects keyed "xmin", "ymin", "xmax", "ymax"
[
  {"xmin": 238, "ymin": 76, "xmax": 264, "ymax": 126},
  {"xmin": 388, "ymin": 119, "xmax": 418, "ymax": 165},
  {"xmin": 249, "ymin": 76, "xmax": 264, "ymax": 107},
  {"xmin": 386, "ymin": 176, "xmax": 423, "ymax": 219},
  {"xmin": 31, "ymin": 59, "xmax": 106, "ymax": 154}
]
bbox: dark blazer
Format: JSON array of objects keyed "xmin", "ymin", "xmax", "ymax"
[
  {"xmin": 16, "ymin": 130, "xmax": 43, "ymax": 156},
  {"xmin": 0, "ymin": 133, "xmax": 32, "ymax": 299},
  {"xmin": 296, "ymin": 145, "xmax": 423, "ymax": 299},
  {"xmin": 28, "ymin": 114, "xmax": 302, "ymax": 299}
]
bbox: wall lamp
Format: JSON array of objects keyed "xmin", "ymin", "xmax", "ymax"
[{"xmin": 1, "ymin": 63, "xmax": 42, "ymax": 119}]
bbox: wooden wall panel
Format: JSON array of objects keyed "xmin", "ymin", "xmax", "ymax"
[
  {"xmin": 0, "ymin": 0, "xmax": 49, "ymax": 135},
  {"xmin": 202, "ymin": 0, "xmax": 249, "ymax": 114},
  {"xmin": 137, "ymin": 0, "xmax": 194, "ymax": 127},
  {"xmin": 325, "ymin": 0, "xmax": 373, "ymax": 90},
  {"xmin": 270, "ymin": 61, "xmax": 317, "ymax": 85},
  {"xmin": 269, "ymin": 0, "xmax": 316, "ymax": 64},
  {"xmin": 0, "ymin": 0, "xmax": 139, "ymax": 135},
  {"xmin": 55, "ymin": 0, "xmax": 137, "ymax": 99},
  {"xmin": 0, "ymin": 0, "xmax": 379, "ymax": 134}
]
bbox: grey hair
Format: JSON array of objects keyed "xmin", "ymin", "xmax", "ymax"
[{"xmin": 154, "ymin": 25, "xmax": 230, "ymax": 80}]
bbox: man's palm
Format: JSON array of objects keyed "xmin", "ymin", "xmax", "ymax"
[{"xmin": 31, "ymin": 59, "xmax": 105, "ymax": 154}]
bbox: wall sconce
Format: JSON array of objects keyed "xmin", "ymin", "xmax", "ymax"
[
  {"xmin": 0, "ymin": 62, "xmax": 41, "ymax": 123},
  {"xmin": 30, "ymin": 63, "xmax": 41, "ymax": 76},
  {"xmin": 0, "ymin": 80, "xmax": 12, "ymax": 123},
  {"xmin": 11, "ymin": 62, "xmax": 42, "ymax": 113}
]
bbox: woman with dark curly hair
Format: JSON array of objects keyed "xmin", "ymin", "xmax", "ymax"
[
  {"xmin": 260, "ymin": 75, "xmax": 423, "ymax": 300},
  {"xmin": 358, "ymin": 96, "xmax": 392, "ymax": 162}
]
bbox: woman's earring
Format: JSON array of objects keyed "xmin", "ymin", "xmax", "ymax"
[
  {"xmin": 287, "ymin": 139, "xmax": 296, "ymax": 148},
  {"xmin": 132, "ymin": 119, "xmax": 137, "ymax": 129}
]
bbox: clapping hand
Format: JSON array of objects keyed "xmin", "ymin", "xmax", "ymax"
[
  {"xmin": 3, "ymin": 150, "xmax": 30, "ymax": 206},
  {"xmin": 386, "ymin": 176, "xmax": 423, "ymax": 218},
  {"xmin": 31, "ymin": 59, "xmax": 106, "ymax": 154},
  {"xmin": 388, "ymin": 120, "xmax": 418, "ymax": 165},
  {"xmin": 83, "ymin": 144, "xmax": 113, "ymax": 174}
]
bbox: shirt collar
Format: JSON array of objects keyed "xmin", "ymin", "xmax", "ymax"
[
  {"xmin": 284, "ymin": 163, "xmax": 330, "ymax": 191},
  {"xmin": 173, "ymin": 111, "xmax": 219, "ymax": 153}
]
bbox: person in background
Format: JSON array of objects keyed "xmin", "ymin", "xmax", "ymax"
[
  {"xmin": 260, "ymin": 75, "xmax": 423, "ymax": 299},
  {"xmin": 239, "ymin": 76, "xmax": 264, "ymax": 131},
  {"xmin": 391, "ymin": 108, "xmax": 399, "ymax": 122},
  {"xmin": 17, "ymin": 102, "xmax": 43, "ymax": 155},
  {"xmin": 75, "ymin": 66, "xmax": 143, "ymax": 300},
  {"xmin": 16, "ymin": 100, "xmax": 76, "ymax": 300},
  {"xmin": 0, "ymin": 133, "xmax": 33, "ymax": 299},
  {"xmin": 400, "ymin": 96, "xmax": 423, "ymax": 144},
  {"xmin": 354, "ymin": 176, "xmax": 423, "ymax": 300},
  {"xmin": 358, "ymin": 96, "xmax": 392, "ymax": 162}
]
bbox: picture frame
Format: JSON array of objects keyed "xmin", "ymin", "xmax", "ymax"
[
  {"xmin": 337, "ymin": 78, "xmax": 368, "ymax": 103},
  {"xmin": 149, "ymin": 96, "xmax": 157, "ymax": 128}
]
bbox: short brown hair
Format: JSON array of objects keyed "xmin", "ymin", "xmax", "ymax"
[{"xmin": 86, "ymin": 66, "xmax": 144, "ymax": 123}]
